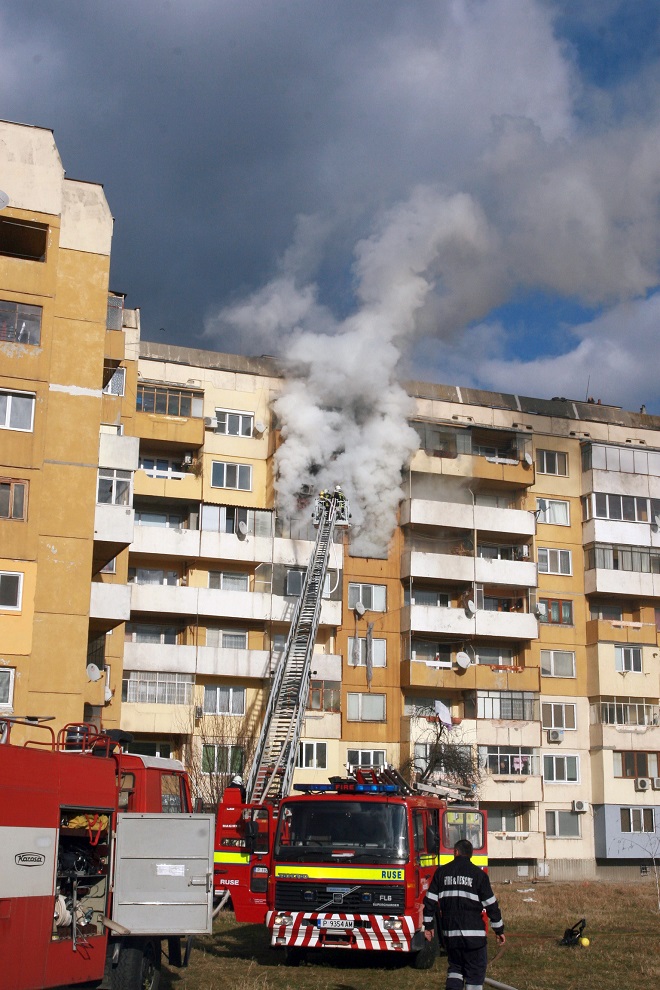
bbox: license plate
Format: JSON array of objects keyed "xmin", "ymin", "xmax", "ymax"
[{"xmin": 318, "ymin": 918, "xmax": 354, "ymax": 930}]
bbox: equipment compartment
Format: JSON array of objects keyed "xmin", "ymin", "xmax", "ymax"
[{"xmin": 53, "ymin": 806, "xmax": 113, "ymax": 944}]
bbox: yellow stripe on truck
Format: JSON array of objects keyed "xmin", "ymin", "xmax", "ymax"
[
  {"xmin": 275, "ymin": 865, "xmax": 405, "ymax": 881},
  {"xmin": 215, "ymin": 851, "xmax": 250, "ymax": 864},
  {"xmin": 439, "ymin": 854, "xmax": 488, "ymax": 867}
]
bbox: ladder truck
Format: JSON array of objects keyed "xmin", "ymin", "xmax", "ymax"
[{"xmin": 214, "ymin": 489, "xmax": 349, "ymax": 918}]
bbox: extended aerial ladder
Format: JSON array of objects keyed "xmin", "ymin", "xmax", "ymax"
[{"xmin": 246, "ymin": 489, "xmax": 350, "ymax": 805}]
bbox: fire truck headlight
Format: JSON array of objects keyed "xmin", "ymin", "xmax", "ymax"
[
  {"xmin": 383, "ymin": 918, "xmax": 403, "ymax": 930},
  {"xmin": 274, "ymin": 914, "xmax": 291, "ymax": 927}
]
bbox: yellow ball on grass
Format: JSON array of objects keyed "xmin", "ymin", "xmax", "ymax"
[{"xmin": 579, "ymin": 937, "xmax": 590, "ymax": 947}]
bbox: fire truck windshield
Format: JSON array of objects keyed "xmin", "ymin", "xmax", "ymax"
[{"xmin": 274, "ymin": 800, "xmax": 409, "ymax": 863}]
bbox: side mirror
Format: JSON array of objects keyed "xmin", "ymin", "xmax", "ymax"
[{"xmin": 244, "ymin": 819, "xmax": 258, "ymax": 853}]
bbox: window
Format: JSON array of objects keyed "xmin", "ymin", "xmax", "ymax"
[
  {"xmin": 348, "ymin": 637, "xmax": 387, "ymax": 667},
  {"xmin": 585, "ymin": 543, "xmax": 660, "ymax": 574},
  {"xmin": 122, "ymin": 671, "xmax": 193, "ymax": 704},
  {"xmin": 541, "ymin": 650, "xmax": 576, "ymax": 678},
  {"xmin": 538, "ymin": 548, "xmax": 572, "ymax": 575},
  {"xmin": 546, "ymin": 810, "xmax": 581, "ymax": 837},
  {"xmin": 209, "ymin": 571, "xmax": 249, "ymax": 591},
  {"xmin": 542, "ymin": 702, "xmax": 577, "ymax": 730},
  {"xmin": 479, "ymin": 746, "xmax": 538, "ymax": 776},
  {"xmin": 536, "ymin": 498, "xmax": 569, "ymax": 525},
  {"xmin": 538, "ymin": 598, "xmax": 573, "ymax": 625},
  {"xmin": 0, "ymin": 479, "xmax": 27, "ymax": 520},
  {"xmin": 97, "ymin": 468, "xmax": 131, "ymax": 506},
  {"xmin": 346, "ymin": 692, "xmax": 386, "ymax": 721},
  {"xmin": 206, "ymin": 628, "xmax": 248, "ymax": 650},
  {"xmin": 600, "ymin": 699, "xmax": 660, "ymax": 727},
  {"xmin": 488, "ymin": 808, "xmax": 529, "ymax": 833},
  {"xmin": 308, "ymin": 680, "xmax": 340, "ymax": 712},
  {"xmin": 0, "ymin": 217, "xmax": 47, "ymax": 261},
  {"xmin": 411, "ymin": 640, "xmax": 452, "ymax": 665},
  {"xmin": 297, "ymin": 741, "xmax": 327, "ymax": 769},
  {"xmin": 202, "ymin": 744, "xmax": 244, "ymax": 775},
  {"xmin": 211, "ymin": 461, "xmax": 252, "ymax": 491},
  {"xmin": 414, "ymin": 742, "xmax": 471, "ymax": 774},
  {"xmin": 543, "ymin": 754, "xmax": 579, "ymax": 783},
  {"xmin": 537, "ymin": 449, "xmax": 568, "ymax": 476},
  {"xmin": 201, "ymin": 504, "xmax": 273, "ymax": 537},
  {"xmin": 203, "ymin": 684, "xmax": 245, "ymax": 716},
  {"xmin": 0, "ymin": 667, "xmax": 15, "ymax": 709},
  {"xmin": 348, "ymin": 582, "xmax": 386, "ymax": 611},
  {"xmin": 585, "ymin": 492, "xmax": 651, "ymax": 523},
  {"xmin": 475, "ymin": 645, "xmax": 516, "ymax": 667},
  {"xmin": 215, "ymin": 409, "xmax": 254, "ymax": 436},
  {"xmin": 616, "ymin": 646, "xmax": 642, "ymax": 673},
  {"xmin": 139, "ymin": 455, "xmax": 184, "ymax": 479},
  {"xmin": 107, "ymin": 294, "xmax": 124, "ymax": 330},
  {"xmin": 0, "ymin": 572, "xmax": 22, "ymax": 610},
  {"xmin": 125, "ymin": 624, "xmax": 180, "ymax": 645},
  {"xmin": 590, "ymin": 602, "xmax": 623, "ymax": 621},
  {"xmin": 128, "ymin": 567, "xmax": 178, "ymax": 586},
  {"xmin": 477, "ymin": 691, "xmax": 537, "ymax": 720},
  {"xmin": 103, "ymin": 367, "xmax": 126, "ymax": 396},
  {"xmin": 86, "ymin": 632, "xmax": 106, "ymax": 670},
  {"xmin": 0, "ymin": 390, "xmax": 35, "ymax": 432},
  {"xmin": 620, "ymin": 807, "xmax": 655, "ymax": 833},
  {"xmin": 134, "ymin": 508, "xmax": 184, "ymax": 528},
  {"xmin": 409, "ymin": 587, "xmax": 449, "ymax": 607},
  {"xmin": 347, "ymin": 748, "xmax": 385, "ymax": 767},
  {"xmin": 613, "ymin": 752, "xmax": 659, "ymax": 778},
  {"xmin": 161, "ymin": 774, "xmax": 185, "ymax": 813},
  {"xmin": 0, "ymin": 299, "xmax": 41, "ymax": 344},
  {"xmin": 136, "ymin": 384, "xmax": 203, "ymax": 418},
  {"xmin": 286, "ymin": 569, "xmax": 304, "ymax": 597}
]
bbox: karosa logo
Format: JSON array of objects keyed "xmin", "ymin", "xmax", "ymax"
[{"xmin": 15, "ymin": 852, "xmax": 45, "ymax": 867}]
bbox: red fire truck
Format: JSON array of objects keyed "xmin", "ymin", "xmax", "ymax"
[
  {"xmin": 0, "ymin": 717, "xmax": 214, "ymax": 990},
  {"xmin": 216, "ymin": 767, "xmax": 487, "ymax": 967}
]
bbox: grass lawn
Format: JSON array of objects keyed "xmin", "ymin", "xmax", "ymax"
[{"xmin": 163, "ymin": 881, "xmax": 660, "ymax": 990}]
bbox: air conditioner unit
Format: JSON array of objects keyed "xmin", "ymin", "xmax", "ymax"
[
  {"xmin": 194, "ymin": 706, "xmax": 203, "ymax": 720},
  {"xmin": 520, "ymin": 545, "xmax": 530, "ymax": 558},
  {"xmin": 651, "ymin": 778, "xmax": 660, "ymax": 790},
  {"xmin": 572, "ymin": 800, "xmax": 589, "ymax": 814},
  {"xmin": 204, "ymin": 416, "xmax": 218, "ymax": 429},
  {"xmin": 547, "ymin": 728, "xmax": 564, "ymax": 743},
  {"xmin": 635, "ymin": 777, "xmax": 652, "ymax": 792}
]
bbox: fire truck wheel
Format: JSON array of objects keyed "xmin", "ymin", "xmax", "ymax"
[
  {"xmin": 412, "ymin": 930, "xmax": 439, "ymax": 970},
  {"xmin": 284, "ymin": 947, "xmax": 307, "ymax": 967},
  {"xmin": 112, "ymin": 939, "xmax": 162, "ymax": 990}
]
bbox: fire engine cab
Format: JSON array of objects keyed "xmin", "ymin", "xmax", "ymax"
[{"xmin": 0, "ymin": 717, "xmax": 214, "ymax": 990}]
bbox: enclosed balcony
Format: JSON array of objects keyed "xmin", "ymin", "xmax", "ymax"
[
  {"xmin": 123, "ymin": 641, "xmax": 271, "ymax": 679},
  {"xmin": 89, "ymin": 582, "xmax": 131, "ymax": 627}
]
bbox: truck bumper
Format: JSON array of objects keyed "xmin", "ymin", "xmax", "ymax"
[{"xmin": 267, "ymin": 911, "xmax": 416, "ymax": 951}]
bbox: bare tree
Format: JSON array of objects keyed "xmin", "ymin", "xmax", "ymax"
[{"xmin": 399, "ymin": 704, "xmax": 482, "ymax": 792}]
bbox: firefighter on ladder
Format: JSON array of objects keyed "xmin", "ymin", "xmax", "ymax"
[{"xmin": 423, "ymin": 838, "xmax": 505, "ymax": 990}]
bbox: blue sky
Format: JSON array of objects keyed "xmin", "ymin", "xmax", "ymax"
[{"xmin": 3, "ymin": 0, "xmax": 660, "ymax": 413}]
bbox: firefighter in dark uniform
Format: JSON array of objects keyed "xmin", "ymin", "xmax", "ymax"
[{"xmin": 423, "ymin": 838, "xmax": 505, "ymax": 990}]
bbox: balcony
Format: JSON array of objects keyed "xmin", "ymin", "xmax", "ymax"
[
  {"xmin": 488, "ymin": 830, "xmax": 545, "ymax": 860},
  {"xmin": 122, "ymin": 641, "xmax": 272, "ymax": 679},
  {"xmin": 586, "ymin": 618, "xmax": 653, "ymax": 647},
  {"xmin": 401, "ymin": 659, "xmax": 540, "ymax": 693},
  {"xmin": 128, "ymin": 584, "xmax": 341, "ymax": 625},
  {"xmin": 133, "ymin": 469, "xmax": 202, "ymax": 500},
  {"xmin": 402, "ymin": 551, "xmax": 536, "ymax": 589},
  {"xmin": 94, "ymin": 502, "xmax": 134, "ymax": 547},
  {"xmin": 134, "ymin": 411, "xmax": 204, "ymax": 449},
  {"xmin": 409, "ymin": 449, "xmax": 532, "ymax": 487},
  {"xmin": 585, "ymin": 567, "xmax": 660, "ymax": 598},
  {"xmin": 401, "ymin": 499, "xmax": 535, "ymax": 537},
  {"xmin": 583, "ymin": 518, "xmax": 653, "ymax": 549},
  {"xmin": 310, "ymin": 653, "xmax": 342, "ymax": 680},
  {"xmin": 478, "ymin": 774, "xmax": 543, "ymax": 803},
  {"xmin": 99, "ymin": 433, "xmax": 139, "ymax": 472},
  {"xmin": 403, "ymin": 604, "xmax": 537, "ymax": 641},
  {"xmin": 474, "ymin": 721, "xmax": 541, "ymax": 748},
  {"xmin": 302, "ymin": 712, "xmax": 341, "ymax": 739},
  {"xmin": 589, "ymin": 720, "xmax": 660, "ymax": 751},
  {"xmin": 120, "ymin": 703, "xmax": 191, "ymax": 735},
  {"xmin": 89, "ymin": 582, "xmax": 131, "ymax": 625}
]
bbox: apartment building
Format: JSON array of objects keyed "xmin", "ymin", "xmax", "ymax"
[
  {"xmin": 2, "ymin": 119, "xmax": 658, "ymax": 880},
  {"xmin": 0, "ymin": 120, "xmax": 138, "ymax": 739}
]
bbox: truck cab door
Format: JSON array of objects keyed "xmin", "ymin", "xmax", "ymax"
[{"xmin": 215, "ymin": 791, "xmax": 273, "ymax": 923}]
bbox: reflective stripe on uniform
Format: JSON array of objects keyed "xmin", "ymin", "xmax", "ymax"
[
  {"xmin": 482, "ymin": 894, "xmax": 497, "ymax": 907},
  {"xmin": 438, "ymin": 890, "xmax": 481, "ymax": 904},
  {"xmin": 442, "ymin": 929, "xmax": 487, "ymax": 938}
]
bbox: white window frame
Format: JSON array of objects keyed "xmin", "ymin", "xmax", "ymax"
[
  {"xmin": 347, "ymin": 637, "xmax": 387, "ymax": 667},
  {"xmin": 128, "ymin": 567, "xmax": 178, "ymax": 586},
  {"xmin": 541, "ymin": 650, "xmax": 576, "ymax": 678},
  {"xmin": 543, "ymin": 753, "xmax": 580, "ymax": 783},
  {"xmin": 538, "ymin": 547, "xmax": 572, "ymax": 575},
  {"xmin": 0, "ymin": 389, "xmax": 35, "ymax": 432},
  {"xmin": 0, "ymin": 667, "xmax": 15, "ymax": 709},
  {"xmin": 615, "ymin": 646, "xmax": 642, "ymax": 673},
  {"xmin": 203, "ymin": 684, "xmax": 246, "ymax": 716},
  {"xmin": 488, "ymin": 808, "xmax": 529, "ymax": 834},
  {"xmin": 297, "ymin": 741, "xmax": 327, "ymax": 769},
  {"xmin": 97, "ymin": 468, "xmax": 132, "ymax": 506},
  {"xmin": 138, "ymin": 455, "xmax": 185, "ymax": 480},
  {"xmin": 347, "ymin": 748, "xmax": 386, "ymax": 767},
  {"xmin": 537, "ymin": 449, "xmax": 568, "ymax": 476},
  {"xmin": 348, "ymin": 582, "xmax": 386, "ymax": 612},
  {"xmin": 542, "ymin": 702, "xmax": 577, "ymax": 730},
  {"xmin": 211, "ymin": 460, "xmax": 252, "ymax": 491},
  {"xmin": 346, "ymin": 692, "xmax": 386, "ymax": 722},
  {"xmin": 620, "ymin": 807, "xmax": 655, "ymax": 833},
  {"xmin": 215, "ymin": 408, "xmax": 254, "ymax": 437},
  {"xmin": 0, "ymin": 571, "xmax": 23, "ymax": 611},
  {"xmin": 475, "ymin": 645, "xmax": 516, "ymax": 667},
  {"xmin": 103, "ymin": 366, "xmax": 126, "ymax": 396},
  {"xmin": 536, "ymin": 498, "xmax": 570, "ymax": 526},
  {"xmin": 123, "ymin": 670, "xmax": 193, "ymax": 705},
  {"xmin": 206, "ymin": 628, "xmax": 249, "ymax": 650},
  {"xmin": 209, "ymin": 570, "xmax": 249, "ymax": 592},
  {"xmin": 546, "ymin": 810, "xmax": 581, "ymax": 838}
]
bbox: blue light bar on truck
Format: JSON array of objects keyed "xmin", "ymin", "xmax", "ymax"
[{"xmin": 293, "ymin": 781, "xmax": 400, "ymax": 795}]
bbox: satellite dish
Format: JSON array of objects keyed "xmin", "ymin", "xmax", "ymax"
[
  {"xmin": 237, "ymin": 520, "xmax": 248, "ymax": 536},
  {"xmin": 523, "ymin": 451, "xmax": 533, "ymax": 467},
  {"xmin": 86, "ymin": 663, "xmax": 103, "ymax": 682},
  {"xmin": 254, "ymin": 420, "xmax": 266, "ymax": 435},
  {"xmin": 354, "ymin": 602, "xmax": 366, "ymax": 617},
  {"xmin": 456, "ymin": 651, "xmax": 472, "ymax": 670},
  {"xmin": 465, "ymin": 599, "xmax": 476, "ymax": 616},
  {"xmin": 0, "ymin": 190, "xmax": 9, "ymax": 211},
  {"xmin": 104, "ymin": 685, "xmax": 113, "ymax": 704}
]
